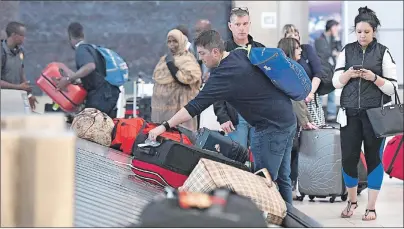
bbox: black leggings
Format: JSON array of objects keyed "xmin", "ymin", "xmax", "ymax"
[{"xmin": 341, "ymin": 109, "xmax": 385, "ymax": 190}]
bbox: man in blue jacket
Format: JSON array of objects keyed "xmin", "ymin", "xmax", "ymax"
[{"xmin": 148, "ymin": 30, "xmax": 297, "ymax": 204}]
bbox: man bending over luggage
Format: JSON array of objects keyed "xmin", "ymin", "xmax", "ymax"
[
  {"xmin": 56, "ymin": 22, "xmax": 120, "ymax": 118},
  {"xmin": 148, "ymin": 30, "xmax": 297, "ymax": 204}
]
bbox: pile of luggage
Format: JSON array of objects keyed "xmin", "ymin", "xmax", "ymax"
[{"xmin": 70, "ymin": 108, "xmax": 323, "ymax": 228}]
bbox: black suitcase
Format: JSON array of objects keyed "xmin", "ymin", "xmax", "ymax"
[
  {"xmin": 282, "ymin": 202, "xmax": 322, "ymax": 228},
  {"xmin": 132, "ymin": 188, "xmax": 268, "ymax": 228},
  {"xmin": 130, "ymin": 134, "xmax": 250, "ymax": 188},
  {"xmin": 195, "ymin": 127, "xmax": 249, "ymax": 163}
]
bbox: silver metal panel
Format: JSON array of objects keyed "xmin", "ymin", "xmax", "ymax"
[
  {"xmin": 298, "ymin": 129, "xmax": 345, "ymax": 196},
  {"xmin": 74, "ymin": 139, "xmax": 163, "ymax": 227}
]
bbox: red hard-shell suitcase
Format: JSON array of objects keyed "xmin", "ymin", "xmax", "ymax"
[
  {"xmin": 36, "ymin": 62, "xmax": 87, "ymax": 112},
  {"xmin": 383, "ymin": 135, "xmax": 404, "ymax": 180}
]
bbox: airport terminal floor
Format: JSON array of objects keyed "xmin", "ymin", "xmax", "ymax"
[{"xmin": 294, "ymin": 166, "xmax": 403, "ymax": 227}]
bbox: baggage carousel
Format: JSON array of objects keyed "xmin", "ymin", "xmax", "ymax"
[{"xmin": 74, "ymin": 139, "xmax": 163, "ymax": 227}]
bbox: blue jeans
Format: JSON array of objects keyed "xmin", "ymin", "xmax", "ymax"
[
  {"xmin": 250, "ymin": 122, "xmax": 297, "ymax": 204},
  {"xmin": 228, "ymin": 114, "xmax": 254, "ymax": 148},
  {"xmin": 327, "ymin": 91, "xmax": 337, "ymax": 117}
]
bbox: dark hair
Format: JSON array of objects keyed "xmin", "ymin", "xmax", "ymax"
[
  {"xmin": 194, "ymin": 30, "xmax": 225, "ymax": 52},
  {"xmin": 354, "ymin": 6, "xmax": 381, "ymax": 31},
  {"xmin": 277, "ymin": 37, "xmax": 300, "ymax": 60},
  {"xmin": 175, "ymin": 25, "xmax": 190, "ymax": 38},
  {"xmin": 5, "ymin": 21, "xmax": 25, "ymax": 37},
  {"xmin": 325, "ymin": 20, "xmax": 339, "ymax": 32},
  {"xmin": 68, "ymin": 22, "xmax": 84, "ymax": 39}
]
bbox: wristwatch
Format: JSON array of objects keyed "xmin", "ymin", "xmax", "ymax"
[
  {"xmin": 373, "ymin": 74, "xmax": 378, "ymax": 82},
  {"xmin": 162, "ymin": 121, "xmax": 171, "ymax": 131}
]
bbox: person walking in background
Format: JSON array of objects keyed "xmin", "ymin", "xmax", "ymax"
[
  {"xmin": 283, "ymin": 24, "xmax": 326, "ymax": 127},
  {"xmin": 56, "ymin": 22, "xmax": 121, "ymax": 118},
  {"xmin": 315, "ymin": 19, "xmax": 342, "ymax": 122},
  {"xmin": 1, "ymin": 21, "xmax": 38, "ymax": 110},
  {"xmin": 333, "ymin": 7, "xmax": 398, "ymax": 221},
  {"xmin": 151, "ymin": 29, "xmax": 202, "ymax": 131},
  {"xmin": 277, "ymin": 36, "xmax": 319, "ymax": 200},
  {"xmin": 213, "ymin": 7, "xmax": 265, "ymax": 149}
]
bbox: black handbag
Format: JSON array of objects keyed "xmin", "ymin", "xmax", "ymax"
[{"xmin": 366, "ymin": 86, "xmax": 404, "ymax": 138}]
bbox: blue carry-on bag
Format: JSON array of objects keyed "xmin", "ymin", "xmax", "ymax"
[
  {"xmin": 241, "ymin": 45, "xmax": 311, "ymax": 101},
  {"xmin": 88, "ymin": 44, "xmax": 129, "ymax": 87}
]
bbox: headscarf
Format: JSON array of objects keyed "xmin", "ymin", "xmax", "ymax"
[{"xmin": 167, "ymin": 29, "xmax": 188, "ymax": 55}]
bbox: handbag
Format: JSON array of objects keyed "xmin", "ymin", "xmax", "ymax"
[
  {"xmin": 366, "ymin": 86, "xmax": 404, "ymax": 138},
  {"xmin": 179, "ymin": 158, "xmax": 287, "ymax": 225}
]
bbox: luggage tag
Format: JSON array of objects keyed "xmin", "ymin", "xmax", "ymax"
[
  {"xmin": 336, "ymin": 108, "xmax": 347, "ymax": 127},
  {"xmin": 138, "ymin": 138, "xmax": 161, "ymax": 148}
]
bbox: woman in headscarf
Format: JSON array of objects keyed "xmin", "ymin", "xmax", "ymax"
[{"xmin": 151, "ymin": 29, "xmax": 202, "ymax": 131}]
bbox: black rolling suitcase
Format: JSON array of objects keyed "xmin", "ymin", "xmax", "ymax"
[
  {"xmin": 282, "ymin": 202, "xmax": 322, "ymax": 228},
  {"xmin": 195, "ymin": 127, "xmax": 249, "ymax": 163},
  {"xmin": 131, "ymin": 188, "xmax": 268, "ymax": 228}
]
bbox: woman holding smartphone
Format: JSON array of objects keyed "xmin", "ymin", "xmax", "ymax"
[{"xmin": 333, "ymin": 7, "xmax": 398, "ymax": 220}]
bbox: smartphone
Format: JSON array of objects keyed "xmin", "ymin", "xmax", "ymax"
[{"xmin": 352, "ymin": 65, "xmax": 363, "ymax": 70}]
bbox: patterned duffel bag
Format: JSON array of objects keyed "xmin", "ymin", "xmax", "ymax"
[
  {"xmin": 71, "ymin": 108, "xmax": 115, "ymax": 146},
  {"xmin": 179, "ymin": 158, "xmax": 287, "ymax": 225}
]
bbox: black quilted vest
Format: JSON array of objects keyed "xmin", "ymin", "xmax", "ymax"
[{"xmin": 339, "ymin": 39, "xmax": 391, "ymax": 109}]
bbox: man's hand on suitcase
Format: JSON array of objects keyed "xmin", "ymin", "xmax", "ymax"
[
  {"xmin": 148, "ymin": 125, "xmax": 166, "ymax": 141},
  {"xmin": 221, "ymin": 120, "xmax": 235, "ymax": 134},
  {"xmin": 55, "ymin": 77, "xmax": 70, "ymax": 92}
]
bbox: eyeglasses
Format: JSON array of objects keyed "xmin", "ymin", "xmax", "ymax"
[{"xmin": 231, "ymin": 7, "xmax": 249, "ymax": 14}]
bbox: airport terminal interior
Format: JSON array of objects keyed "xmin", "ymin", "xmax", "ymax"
[{"xmin": 1, "ymin": 0, "xmax": 403, "ymax": 228}]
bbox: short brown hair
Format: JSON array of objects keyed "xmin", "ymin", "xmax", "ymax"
[{"xmin": 194, "ymin": 30, "xmax": 225, "ymax": 52}]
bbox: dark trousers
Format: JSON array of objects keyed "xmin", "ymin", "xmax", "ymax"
[
  {"xmin": 85, "ymin": 82, "xmax": 120, "ymax": 118},
  {"xmin": 341, "ymin": 109, "xmax": 385, "ymax": 190}
]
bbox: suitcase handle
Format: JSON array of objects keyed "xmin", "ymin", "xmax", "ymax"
[
  {"xmin": 137, "ymin": 146, "xmax": 157, "ymax": 156},
  {"xmin": 254, "ymin": 168, "xmax": 273, "ymax": 187}
]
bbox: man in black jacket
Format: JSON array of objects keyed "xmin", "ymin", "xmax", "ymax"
[{"xmin": 213, "ymin": 7, "xmax": 265, "ymax": 148}]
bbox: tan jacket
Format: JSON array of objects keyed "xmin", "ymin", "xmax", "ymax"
[
  {"xmin": 151, "ymin": 29, "xmax": 202, "ymax": 131},
  {"xmin": 292, "ymin": 100, "xmax": 313, "ymax": 126}
]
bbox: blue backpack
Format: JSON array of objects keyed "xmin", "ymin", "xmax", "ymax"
[
  {"xmin": 239, "ymin": 45, "xmax": 311, "ymax": 101},
  {"xmin": 89, "ymin": 44, "xmax": 129, "ymax": 87}
]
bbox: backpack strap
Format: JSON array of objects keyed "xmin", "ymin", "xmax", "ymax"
[{"xmin": 234, "ymin": 44, "xmax": 252, "ymax": 56}]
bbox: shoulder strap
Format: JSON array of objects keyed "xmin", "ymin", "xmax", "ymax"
[{"xmin": 234, "ymin": 44, "xmax": 252, "ymax": 56}]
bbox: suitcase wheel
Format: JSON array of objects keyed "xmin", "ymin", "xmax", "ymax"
[
  {"xmin": 297, "ymin": 194, "xmax": 305, "ymax": 201},
  {"xmin": 341, "ymin": 194, "xmax": 348, "ymax": 201},
  {"xmin": 329, "ymin": 195, "xmax": 336, "ymax": 203},
  {"xmin": 309, "ymin": 195, "xmax": 315, "ymax": 201}
]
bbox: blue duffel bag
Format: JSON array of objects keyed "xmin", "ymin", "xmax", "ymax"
[{"xmin": 240, "ymin": 45, "xmax": 312, "ymax": 101}]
